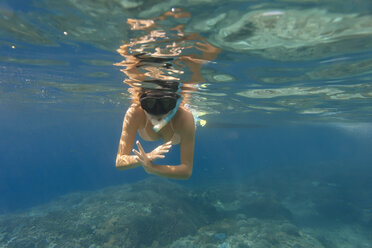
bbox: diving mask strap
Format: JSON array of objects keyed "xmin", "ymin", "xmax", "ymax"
[{"xmin": 153, "ymin": 96, "xmax": 182, "ymax": 132}]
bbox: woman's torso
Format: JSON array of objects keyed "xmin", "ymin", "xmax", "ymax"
[{"xmin": 138, "ymin": 108, "xmax": 181, "ymax": 145}]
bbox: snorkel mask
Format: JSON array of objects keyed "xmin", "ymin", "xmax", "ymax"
[{"xmin": 140, "ymin": 91, "xmax": 182, "ymax": 132}]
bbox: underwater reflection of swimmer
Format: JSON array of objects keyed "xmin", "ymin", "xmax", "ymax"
[{"xmin": 115, "ymin": 89, "xmax": 195, "ymax": 180}]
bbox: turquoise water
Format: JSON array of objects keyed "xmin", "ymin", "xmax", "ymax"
[{"xmin": 1, "ymin": 0, "xmax": 372, "ymax": 247}]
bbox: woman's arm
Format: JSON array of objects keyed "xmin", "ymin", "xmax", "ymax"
[{"xmin": 116, "ymin": 106, "xmax": 142, "ymax": 170}]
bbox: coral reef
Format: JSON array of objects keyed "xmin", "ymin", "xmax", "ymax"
[
  {"xmin": 0, "ymin": 178, "xmax": 214, "ymax": 248},
  {"xmin": 0, "ymin": 175, "xmax": 371, "ymax": 248}
]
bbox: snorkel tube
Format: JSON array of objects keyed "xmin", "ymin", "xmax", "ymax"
[{"xmin": 153, "ymin": 95, "xmax": 182, "ymax": 132}]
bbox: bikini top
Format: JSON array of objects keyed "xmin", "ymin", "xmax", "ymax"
[{"xmin": 138, "ymin": 117, "xmax": 181, "ymax": 145}]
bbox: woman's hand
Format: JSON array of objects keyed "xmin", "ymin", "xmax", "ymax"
[
  {"xmin": 132, "ymin": 140, "xmax": 172, "ymax": 174},
  {"xmin": 148, "ymin": 141, "xmax": 172, "ymax": 161}
]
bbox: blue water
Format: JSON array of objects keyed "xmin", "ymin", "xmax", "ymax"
[{"xmin": 1, "ymin": 0, "xmax": 372, "ymax": 247}]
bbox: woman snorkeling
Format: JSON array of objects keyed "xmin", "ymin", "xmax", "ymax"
[{"xmin": 115, "ymin": 87, "xmax": 195, "ymax": 180}]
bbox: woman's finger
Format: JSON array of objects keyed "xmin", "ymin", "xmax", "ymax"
[
  {"xmin": 156, "ymin": 149, "xmax": 168, "ymax": 155},
  {"xmin": 133, "ymin": 151, "xmax": 145, "ymax": 164},
  {"xmin": 132, "ymin": 149, "xmax": 141, "ymax": 157},
  {"xmin": 154, "ymin": 144, "xmax": 171, "ymax": 153},
  {"xmin": 136, "ymin": 140, "xmax": 146, "ymax": 154},
  {"xmin": 159, "ymin": 149, "xmax": 170, "ymax": 154},
  {"xmin": 160, "ymin": 145, "xmax": 172, "ymax": 150},
  {"xmin": 160, "ymin": 141, "xmax": 172, "ymax": 147}
]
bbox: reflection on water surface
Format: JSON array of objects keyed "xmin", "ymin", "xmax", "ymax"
[{"xmin": 1, "ymin": 0, "xmax": 372, "ymax": 124}]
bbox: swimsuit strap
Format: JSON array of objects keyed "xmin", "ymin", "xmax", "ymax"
[
  {"xmin": 170, "ymin": 118, "xmax": 175, "ymax": 132},
  {"xmin": 144, "ymin": 115, "xmax": 149, "ymax": 130}
]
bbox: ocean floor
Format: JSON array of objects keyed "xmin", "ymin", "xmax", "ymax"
[{"xmin": 0, "ymin": 171, "xmax": 371, "ymax": 248}]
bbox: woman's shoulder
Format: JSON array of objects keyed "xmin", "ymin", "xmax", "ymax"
[
  {"xmin": 127, "ymin": 103, "xmax": 143, "ymax": 114},
  {"xmin": 174, "ymin": 107, "xmax": 195, "ymax": 130},
  {"xmin": 125, "ymin": 104, "xmax": 146, "ymax": 125}
]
